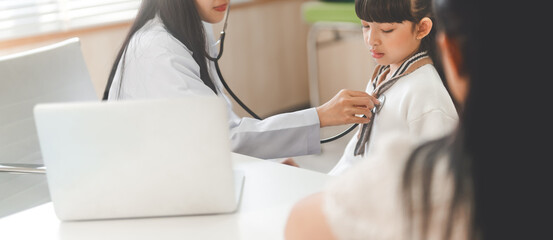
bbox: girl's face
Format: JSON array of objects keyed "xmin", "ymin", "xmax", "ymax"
[
  {"xmin": 194, "ymin": 0, "xmax": 229, "ymax": 23},
  {"xmin": 362, "ymin": 20, "xmax": 422, "ymax": 73}
]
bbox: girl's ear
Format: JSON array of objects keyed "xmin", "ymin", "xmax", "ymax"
[{"xmin": 416, "ymin": 17, "xmax": 433, "ymax": 40}]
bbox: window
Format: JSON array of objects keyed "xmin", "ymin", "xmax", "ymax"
[{"xmin": 0, "ymin": 0, "xmax": 142, "ymax": 41}]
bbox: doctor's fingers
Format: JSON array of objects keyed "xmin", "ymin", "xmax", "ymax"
[
  {"xmin": 344, "ymin": 107, "xmax": 373, "ymax": 124},
  {"xmin": 336, "ymin": 90, "xmax": 379, "ymax": 105},
  {"xmin": 341, "ymin": 90, "xmax": 380, "ymax": 103},
  {"xmin": 348, "ymin": 96, "xmax": 379, "ymax": 110}
]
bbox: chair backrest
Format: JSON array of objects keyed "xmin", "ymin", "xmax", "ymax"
[{"xmin": 0, "ymin": 38, "xmax": 98, "ymax": 217}]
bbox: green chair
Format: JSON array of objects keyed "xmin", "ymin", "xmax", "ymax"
[{"xmin": 302, "ymin": 1, "xmax": 361, "ymax": 106}]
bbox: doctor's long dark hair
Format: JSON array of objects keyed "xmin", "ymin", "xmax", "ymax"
[{"xmin": 102, "ymin": 0, "xmax": 217, "ymax": 100}]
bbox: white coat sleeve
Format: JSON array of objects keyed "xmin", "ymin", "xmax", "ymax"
[{"xmin": 228, "ymin": 108, "xmax": 321, "ymax": 159}]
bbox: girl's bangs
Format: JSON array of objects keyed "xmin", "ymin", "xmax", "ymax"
[{"xmin": 355, "ymin": 0, "xmax": 414, "ymax": 23}]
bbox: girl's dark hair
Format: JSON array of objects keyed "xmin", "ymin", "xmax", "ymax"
[{"xmin": 102, "ymin": 0, "xmax": 217, "ymax": 100}]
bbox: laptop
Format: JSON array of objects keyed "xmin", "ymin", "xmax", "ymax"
[{"xmin": 33, "ymin": 96, "xmax": 245, "ymax": 221}]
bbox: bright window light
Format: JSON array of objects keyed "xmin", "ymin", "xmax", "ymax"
[{"xmin": 0, "ymin": 0, "xmax": 141, "ymax": 41}]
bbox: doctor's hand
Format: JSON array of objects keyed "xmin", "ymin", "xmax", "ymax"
[{"xmin": 316, "ymin": 89, "xmax": 379, "ymax": 127}]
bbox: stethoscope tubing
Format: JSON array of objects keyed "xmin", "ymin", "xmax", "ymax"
[{"xmin": 214, "ymin": 57, "xmax": 358, "ymax": 144}]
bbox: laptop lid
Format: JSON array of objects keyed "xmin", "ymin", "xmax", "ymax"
[{"xmin": 33, "ymin": 97, "xmax": 241, "ymax": 221}]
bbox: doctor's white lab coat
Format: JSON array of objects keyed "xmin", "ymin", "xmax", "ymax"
[{"xmin": 107, "ymin": 17, "xmax": 321, "ymax": 159}]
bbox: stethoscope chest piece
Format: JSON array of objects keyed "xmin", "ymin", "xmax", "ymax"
[{"xmin": 373, "ymin": 94, "xmax": 386, "ymax": 114}]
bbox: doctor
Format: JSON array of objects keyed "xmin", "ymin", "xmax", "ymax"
[{"xmin": 103, "ymin": 0, "xmax": 378, "ymax": 159}]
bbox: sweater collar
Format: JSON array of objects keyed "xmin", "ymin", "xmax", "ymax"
[{"xmin": 371, "ymin": 51, "xmax": 433, "ymax": 97}]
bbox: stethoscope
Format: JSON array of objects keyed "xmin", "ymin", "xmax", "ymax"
[{"xmin": 207, "ymin": 4, "xmax": 385, "ymax": 144}]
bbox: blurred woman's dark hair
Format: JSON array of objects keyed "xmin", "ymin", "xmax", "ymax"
[{"xmin": 401, "ymin": 0, "xmax": 547, "ymax": 239}]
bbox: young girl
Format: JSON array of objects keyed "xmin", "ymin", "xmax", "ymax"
[
  {"xmin": 328, "ymin": 0, "xmax": 458, "ymax": 175},
  {"xmin": 103, "ymin": 0, "xmax": 379, "ymax": 160}
]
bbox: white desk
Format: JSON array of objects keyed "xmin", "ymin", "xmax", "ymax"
[{"xmin": 0, "ymin": 153, "xmax": 330, "ymax": 240}]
